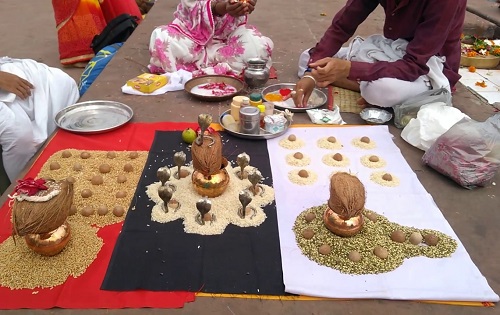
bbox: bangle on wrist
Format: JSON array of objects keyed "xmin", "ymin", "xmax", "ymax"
[{"xmin": 302, "ymin": 74, "xmax": 317, "ymax": 85}]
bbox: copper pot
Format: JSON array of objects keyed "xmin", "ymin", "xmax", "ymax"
[
  {"xmin": 323, "ymin": 206, "xmax": 363, "ymax": 237},
  {"xmin": 25, "ymin": 221, "xmax": 71, "ymax": 256},
  {"xmin": 192, "ymin": 168, "xmax": 230, "ymax": 198}
]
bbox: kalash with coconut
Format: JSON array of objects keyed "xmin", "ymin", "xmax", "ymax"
[
  {"xmin": 149, "ymin": 114, "xmax": 275, "ymax": 235},
  {"xmin": 9, "ymin": 178, "xmax": 74, "ymax": 256}
]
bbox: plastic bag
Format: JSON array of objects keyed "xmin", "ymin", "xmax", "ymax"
[
  {"xmin": 422, "ymin": 113, "xmax": 500, "ymax": 189},
  {"xmin": 401, "ymin": 103, "xmax": 470, "ymax": 151},
  {"xmin": 394, "ymin": 88, "xmax": 451, "ymax": 128},
  {"xmin": 306, "ymin": 107, "xmax": 345, "ymax": 125}
]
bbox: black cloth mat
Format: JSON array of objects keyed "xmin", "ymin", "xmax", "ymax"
[{"xmin": 101, "ymin": 131, "xmax": 285, "ymax": 295}]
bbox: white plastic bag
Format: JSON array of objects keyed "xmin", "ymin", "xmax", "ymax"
[{"xmin": 401, "ymin": 103, "xmax": 470, "ymax": 151}]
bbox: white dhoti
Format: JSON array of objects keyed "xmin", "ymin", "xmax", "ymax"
[
  {"xmin": 298, "ymin": 35, "xmax": 450, "ymax": 107},
  {"xmin": 0, "ymin": 57, "xmax": 79, "ymax": 182}
]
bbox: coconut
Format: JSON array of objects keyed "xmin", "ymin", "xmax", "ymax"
[
  {"xmin": 327, "ymin": 172, "xmax": 366, "ymax": 219},
  {"xmin": 11, "ymin": 179, "xmax": 73, "ymax": 237},
  {"xmin": 191, "ymin": 132, "xmax": 224, "ymax": 176}
]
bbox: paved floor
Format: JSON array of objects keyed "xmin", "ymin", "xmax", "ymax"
[{"xmin": 1, "ymin": 0, "xmax": 500, "ymax": 314}]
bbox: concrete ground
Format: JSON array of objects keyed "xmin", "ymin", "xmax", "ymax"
[{"xmin": 1, "ymin": 0, "xmax": 500, "ymax": 314}]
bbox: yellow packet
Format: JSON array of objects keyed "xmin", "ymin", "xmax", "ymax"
[{"xmin": 126, "ymin": 73, "xmax": 168, "ymax": 93}]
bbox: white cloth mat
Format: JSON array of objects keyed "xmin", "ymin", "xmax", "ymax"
[
  {"xmin": 267, "ymin": 125, "xmax": 499, "ymax": 302},
  {"xmin": 121, "ymin": 69, "xmax": 192, "ymax": 95},
  {"xmin": 458, "ymin": 68, "xmax": 500, "ymax": 105}
]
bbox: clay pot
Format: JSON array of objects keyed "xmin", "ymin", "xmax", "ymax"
[
  {"xmin": 323, "ymin": 206, "xmax": 364, "ymax": 237},
  {"xmin": 25, "ymin": 221, "xmax": 71, "ymax": 256}
]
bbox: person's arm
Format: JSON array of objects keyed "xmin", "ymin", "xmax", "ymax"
[
  {"xmin": 0, "ymin": 71, "xmax": 33, "ymax": 100},
  {"xmin": 348, "ymin": 0, "xmax": 465, "ymax": 84},
  {"xmin": 310, "ymin": 0, "xmax": 379, "ymax": 63}
]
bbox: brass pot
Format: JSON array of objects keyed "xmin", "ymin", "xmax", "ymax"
[
  {"xmin": 192, "ymin": 168, "xmax": 230, "ymax": 198},
  {"xmin": 323, "ymin": 206, "xmax": 363, "ymax": 237},
  {"xmin": 25, "ymin": 221, "xmax": 71, "ymax": 256}
]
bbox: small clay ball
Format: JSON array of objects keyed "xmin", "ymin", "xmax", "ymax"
[
  {"xmin": 333, "ymin": 153, "xmax": 343, "ymax": 161},
  {"xmin": 293, "ymin": 152, "xmax": 303, "ymax": 160},
  {"xmin": 409, "ymin": 232, "xmax": 423, "ymax": 245},
  {"xmin": 73, "ymin": 163, "xmax": 83, "ymax": 171},
  {"xmin": 106, "ymin": 151, "xmax": 117, "ymax": 159},
  {"xmin": 123, "ymin": 163, "xmax": 134, "ymax": 172},
  {"xmin": 97, "ymin": 205, "xmax": 108, "ymax": 216},
  {"xmin": 81, "ymin": 189, "xmax": 93, "ymax": 198},
  {"xmin": 49, "ymin": 161, "xmax": 61, "ymax": 170},
  {"xmin": 115, "ymin": 190, "xmax": 127, "ymax": 198},
  {"xmin": 66, "ymin": 176, "xmax": 76, "ymax": 184},
  {"xmin": 113, "ymin": 205, "xmax": 125, "ymax": 217},
  {"xmin": 203, "ymin": 213, "xmax": 212, "ymax": 221},
  {"xmin": 69, "ymin": 205, "xmax": 77, "ymax": 216},
  {"xmin": 348, "ymin": 251, "xmax": 362, "ymax": 262},
  {"xmin": 305, "ymin": 212, "xmax": 316, "ymax": 222},
  {"xmin": 179, "ymin": 169, "xmax": 190, "ymax": 178},
  {"xmin": 298, "ymin": 169, "xmax": 309, "ymax": 178},
  {"xmin": 327, "ymin": 136, "xmax": 337, "ymax": 143},
  {"xmin": 91, "ymin": 175, "xmax": 103, "ymax": 185},
  {"xmin": 373, "ymin": 246, "xmax": 389, "ymax": 259},
  {"xmin": 288, "ymin": 134, "xmax": 297, "ymax": 142},
  {"xmin": 318, "ymin": 244, "xmax": 332, "ymax": 255},
  {"xmin": 129, "ymin": 151, "xmax": 139, "ymax": 159},
  {"xmin": 117, "ymin": 174, "xmax": 127, "ymax": 183},
  {"xmin": 61, "ymin": 150, "xmax": 72, "ymax": 158},
  {"xmin": 424, "ymin": 233, "xmax": 439, "ymax": 246},
  {"xmin": 80, "ymin": 151, "xmax": 91, "ymax": 159},
  {"xmin": 360, "ymin": 136, "xmax": 370, "ymax": 144},
  {"xmin": 99, "ymin": 163, "xmax": 111, "ymax": 174},
  {"xmin": 382, "ymin": 173, "xmax": 393, "ymax": 181},
  {"xmin": 390, "ymin": 230, "xmax": 406, "ymax": 243},
  {"xmin": 302, "ymin": 229, "xmax": 315, "ymax": 239},
  {"xmin": 366, "ymin": 212, "xmax": 378, "ymax": 222},
  {"xmin": 81, "ymin": 206, "xmax": 94, "ymax": 217},
  {"xmin": 369, "ymin": 155, "xmax": 379, "ymax": 162}
]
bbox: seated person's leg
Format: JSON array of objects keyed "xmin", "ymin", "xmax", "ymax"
[
  {"xmin": 360, "ymin": 76, "xmax": 431, "ymax": 108},
  {"xmin": 149, "ymin": 26, "xmax": 204, "ymax": 73},
  {"xmin": 211, "ymin": 25, "xmax": 274, "ymax": 74},
  {"xmin": 0, "ymin": 103, "xmax": 37, "ymax": 182}
]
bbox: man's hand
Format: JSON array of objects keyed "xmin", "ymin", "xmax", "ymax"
[
  {"xmin": 0, "ymin": 71, "xmax": 34, "ymax": 100},
  {"xmin": 291, "ymin": 75, "xmax": 316, "ymax": 108},
  {"xmin": 309, "ymin": 57, "xmax": 351, "ymax": 87}
]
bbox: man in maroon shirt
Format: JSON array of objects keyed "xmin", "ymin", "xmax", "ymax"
[{"xmin": 292, "ymin": 0, "xmax": 466, "ymax": 108}]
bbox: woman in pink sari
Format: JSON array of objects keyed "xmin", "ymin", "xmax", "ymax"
[{"xmin": 149, "ymin": 0, "xmax": 273, "ymax": 76}]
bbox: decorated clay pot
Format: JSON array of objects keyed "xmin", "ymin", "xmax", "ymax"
[
  {"xmin": 323, "ymin": 206, "xmax": 364, "ymax": 237},
  {"xmin": 25, "ymin": 221, "xmax": 71, "ymax": 256}
]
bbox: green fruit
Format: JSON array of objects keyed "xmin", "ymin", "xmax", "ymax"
[{"xmin": 182, "ymin": 128, "xmax": 197, "ymax": 144}]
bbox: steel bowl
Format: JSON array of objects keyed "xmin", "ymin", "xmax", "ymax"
[
  {"xmin": 184, "ymin": 75, "xmax": 245, "ymax": 102},
  {"xmin": 360, "ymin": 108, "xmax": 393, "ymax": 125}
]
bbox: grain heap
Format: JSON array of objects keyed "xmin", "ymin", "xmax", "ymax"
[
  {"xmin": 317, "ymin": 136, "xmax": 343, "ymax": 150},
  {"xmin": 352, "ymin": 136, "xmax": 376, "ymax": 149},
  {"xmin": 148, "ymin": 164, "xmax": 275, "ymax": 235},
  {"xmin": 360, "ymin": 154, "xmax": 387, "ymax": 168},
  {"xmin": 322, "ymin": 152, "xmax": 350, "ymax": 167},
  {"xmin": 293, "ymin": 206, "xmax": 457, "ymax": 275},
  {"xmin": 279, "ymin": 134, "xmax": 305, "ymax": 150},
  {"xmin": 370, "ymin": 171, "xmax": 400, "ymax": 187},
  {"xmin": 37, "ymin": 149, "xmax": 147, "ymax": 226},
  {"xmin": 286, "ymin": 152, "xmax": 311, "ymax": 167}
]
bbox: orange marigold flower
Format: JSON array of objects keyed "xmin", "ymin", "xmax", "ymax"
[
  {"xmin": 468, "ymin": 66, "xmax": 476, "ymax": 72},
  {"xmin": 475, "ymin": 80, "xmax": 487, "ymax": 88}
]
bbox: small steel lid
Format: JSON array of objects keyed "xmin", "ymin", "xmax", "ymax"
[{"xmin": 239, "ymin": 106, "xmax": 260, "ymax": 119}]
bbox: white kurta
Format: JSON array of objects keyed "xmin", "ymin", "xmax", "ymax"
[{"xmin": 0, "ymin": 57, "xmax": 79, "ymax": 182}]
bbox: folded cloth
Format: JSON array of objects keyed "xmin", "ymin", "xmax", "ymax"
[{"xmin": 121, "ymin": 69, "xmax": 192, "ymax": 95}]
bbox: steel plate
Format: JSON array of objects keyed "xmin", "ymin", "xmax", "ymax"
[
  {"xmin": 261, "ymin": 83, "xmax": 327, "ymax": 112},
  {"xmin": 185, "ymin": 75, "xmax": 245, "ymax": 102},
  {"xmin": 55, "ymin": 100, "xmax": 134, "ymax": 134},
  {"xmin": 219, "ymin": 109, "xmax": 290, "ymax": 140}
]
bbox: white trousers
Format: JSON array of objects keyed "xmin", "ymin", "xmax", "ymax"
[
  {"xmin": 0, "ymin": 58, "xmax": 79, "ymax": 182},
  {"xmin": 297, "ymin": 36, "xmax": 448, "ymax": 108}
]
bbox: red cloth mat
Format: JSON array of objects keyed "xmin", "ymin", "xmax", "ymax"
[{"xmin": 0, "ymin": 122, "xmax": 197, "ymax": 309}]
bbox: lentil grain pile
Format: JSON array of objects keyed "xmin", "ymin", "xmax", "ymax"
[
  {"xmin": 38, "ymin": 149, "xmax": 148, "ymax": 226},
  {"xmin": 0, "ymin": 220, "xmax": 102, "ymax": 289},
  {"xmin": 293, "ymin": 205, "xmax": 457, "ymax": 275}
]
